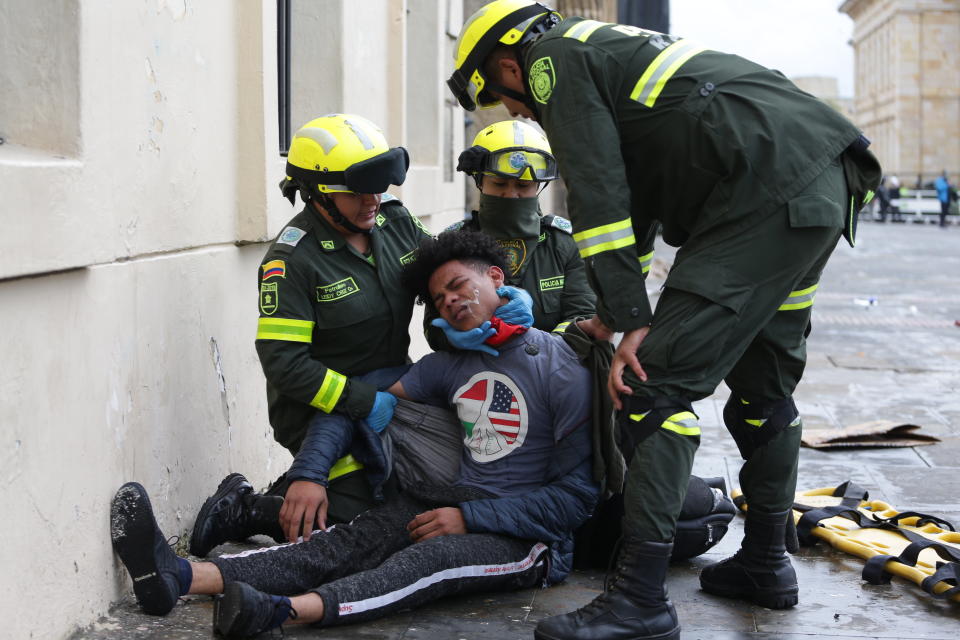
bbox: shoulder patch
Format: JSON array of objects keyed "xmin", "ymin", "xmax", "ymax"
[
  {"xmin": 277, "ymin": 226, "xmax": 307, "ymax": 247},
  {"xmin": 529, "ymin": 56, "xmax": 556, "ymax": 105},
  {"xmin": 444, "ymin": 220, "xmax": 467, "ymax": 232},
  {"xmin": 381, "ymin": 193, "xmax": 403, "ymax": 206},
  {"xmin": 548, "ymin": 215, "xmax": 573, "ymax": 234}
]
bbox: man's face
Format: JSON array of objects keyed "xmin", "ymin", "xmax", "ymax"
[{"xmin": 428, "ymin": 260, "xmax": 505, "ymax": 331}]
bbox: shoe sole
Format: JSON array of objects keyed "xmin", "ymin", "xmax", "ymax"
[
  {"xmin": 111, "ymin": 482, "xmax": 178, "ymax": 616},
  {"xmin": 190, "ymin": 473, "xmax": 250, "ymax": 557},
  {"xmin": 534, "ymin": 624, "xmax": 681, "ymax": 640},
  {"xmin": 700, "ymin": 576, "xmax": 799, "ymax": 609},
  {"xmin": 213, "ymin": 582, "xmax": 247, "ymax": 638}
]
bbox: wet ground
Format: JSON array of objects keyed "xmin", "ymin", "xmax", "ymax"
[{"xmin": 75, "ymin": 220, "xmax": 960, "ymax": 639}]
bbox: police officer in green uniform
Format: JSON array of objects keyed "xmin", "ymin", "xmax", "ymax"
[
  {"xmin": 449, "ymin": 3, "xmax": 882, "ymax": 639},
  {"xmin": 189, "ymin": 114, "xmax": 431, "ymax": 555},
  {"xmin": 429, "ymin": 119, "xmax": 595, "ymax": 351}
]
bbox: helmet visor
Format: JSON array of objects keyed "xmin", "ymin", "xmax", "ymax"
[
  {"xmin": 481, "ymin": 146, "xmax": 558, "ymax": 181},
  {"xmin": 342, "ymin": 147, "xmax": 410, "ymax": 194}
]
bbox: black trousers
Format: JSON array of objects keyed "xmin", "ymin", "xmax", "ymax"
[{"xmin": 212, "ymin": 487, "xmax": 547, "ymax": 627}]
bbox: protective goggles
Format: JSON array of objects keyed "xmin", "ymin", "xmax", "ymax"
[
  {"xmin": 286, "ymin": 146, "xmax": 410, "ymax": 194},
  {"xmin": 457, "ymin": 145, "xmax": 558, "ymax": 182}
]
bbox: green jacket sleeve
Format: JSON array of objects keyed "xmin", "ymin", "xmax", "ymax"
[
  {"xmin": 532, "ymin": 37, "xmax": 652, "ymax": 331},
  {"xmin": 554, "ymin": 231, "xmax": 596, "ymax": 329},
  {"xmin": 255, "ymin": 257, "xmax": 377, "ymax": 420}
]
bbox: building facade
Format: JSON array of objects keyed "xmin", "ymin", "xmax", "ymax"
[
  {"xmin": 0, "ymin": 1, "xmax": 462, "ymax": 637},
  {"xmin": 840, "ymin": 0, "xmax": 960, "ymax": 184}
]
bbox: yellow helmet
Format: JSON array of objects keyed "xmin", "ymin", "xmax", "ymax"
[
  {"xmin": 458, "ymin": 120, "xmax": 558, "ymax": 183},
  {"xmin": 282, "ymin": 114, "xmax": 409, "ymax": 198},
  {"xmin": 447, "ymin": 0, "xmax": 561, "ymax": 111}
]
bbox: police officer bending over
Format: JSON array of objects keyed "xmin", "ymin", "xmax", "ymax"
[{"xmin": 449, "ymin": 2, "xmax": 882, "ymax": 639}]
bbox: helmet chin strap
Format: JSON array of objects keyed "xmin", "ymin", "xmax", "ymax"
[
  {"xmin": 322, "ymin": 194, "xmax": 372, "ymax": 235},
  {"xmin": 485, "ymin": 81, "xmax": 539, "ymax": 117},
  {"xmin": 303, "ymin": 187, "xmax": 374, "ymax": 235}
]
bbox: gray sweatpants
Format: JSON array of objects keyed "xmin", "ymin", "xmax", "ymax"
[{"xmin": 212, "ymin": 485, "xmax": 548, "ymax": 627}]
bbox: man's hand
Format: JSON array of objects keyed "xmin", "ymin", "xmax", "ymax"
[
  {"xmin": 494, "ymin": 286, "xmax": 534, "ymax": 327},
  {"xmin": 608, "ymin": 326, "xmax": 650, "ymax": 410},
  {"xmin": 406, "ymin": 507, "xmax": 467, "ymax": 542},
  {"xmin": 280, "ymin": 480, "xmax": 328, "ymax": 542},
  {"xmin": 431, "ymin": 318, "xmax": 499, "ymax": 356},
  {"xmin": 576, "ymin": 315, "xmax": 615, "ymax": 341}
]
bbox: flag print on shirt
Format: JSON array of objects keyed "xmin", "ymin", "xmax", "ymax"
[{"xmin": 453, "ymin": 372, "xmax": 528, "ymax": 463}]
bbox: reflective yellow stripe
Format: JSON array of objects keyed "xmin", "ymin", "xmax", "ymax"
[
  {"xmin": 745, "ymin": 418, "xmax": 767, "ymax": 427},
  {"xmin": 630, "ymin": 40, "xmax": 707, "ymax": 107},
  {"xmin": 574, "ymin": 218, "xmax": 635, "ymax": 258},
  {"xmin": 638, "ymin": 250, "xmax": 655, "ymax": 274},
  {"xmin": 661, "ymin": 411, "xmax": 700, "ymax": 436},
  {"xmin": 563, "ymin": 19, "xmax": 609, "ymax": 42},
  {"xmin": 256, "ymin": 317, "xmax": 314, "ymax": 343},
  {"xmin": 328, "ymin": 454, "xmax": 363, "ymax": 481},
  {"xmin": 553, "ymin": 321, "xmax": 571, "ymax": 333},
  {"xmin": 863, "ymin": 189, "xmax": 875, "ymax": 205},
  {"xmin": 778, "ymin": 283, "xmax": 819, "ymax": 311},
  {"xmin": 310, "ymin": 369, "xmax": 347, "ymax": 413},
  {"xmin": 629, "ymin": 411, "xmax": 650, "ymax": 422}
]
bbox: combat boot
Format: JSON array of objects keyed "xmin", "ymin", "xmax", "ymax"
[
  {"xmin": 535, "ymin": 539, "xmax": 680, "ymax": 640},
  {"xmin": 699, "ymin": 508, "xmax": 799, "ymax": 609},
  {"xmin": 189, "ymin": 473, "xmax": 285, "ymax": 557}
]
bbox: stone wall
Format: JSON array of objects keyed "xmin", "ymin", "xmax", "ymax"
[{"xmin": 841, "ymin": 0, "xmax": 960, "ymax": 183}]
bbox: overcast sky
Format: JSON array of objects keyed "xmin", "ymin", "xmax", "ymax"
[{"xmin": 670, "ymin": 0, "xmax": 854, "ymax": 96}]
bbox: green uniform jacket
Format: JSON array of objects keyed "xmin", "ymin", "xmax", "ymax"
[
  {"xmin": 525, "ymin": 18, "xmax": 865, "ymax": 332},
  {"xmin": 255, "ymin": 196, "xmax": 431, "ymax": 452},
  {"xmin": 425, "ymin": 212, "xmax": 596, "ymax": 350}
]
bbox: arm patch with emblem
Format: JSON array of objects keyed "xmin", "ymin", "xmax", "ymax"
[{"xmin": 543, "ymin": 214, "xmax": 573, "ymax": 234}]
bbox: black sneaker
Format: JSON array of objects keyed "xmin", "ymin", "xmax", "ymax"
[
  {"xmin": 190, "ymin": 473, "xmax": 254, "ymax": 557},
  {"xmin": 214, "ymin": 581, "xmax": 297, "ymax": 638},
  {"xmin": 110, "ymin": 482, "xmax": 182, "ymax": 616}
]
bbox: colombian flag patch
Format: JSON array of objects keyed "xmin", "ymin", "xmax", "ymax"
[{"xmin": 262, "ymin": 259, "xmax": 286, "ymax": 280}]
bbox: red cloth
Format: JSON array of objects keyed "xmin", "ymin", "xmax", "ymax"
[{"xmin": 484, "ymin": 316, "xmax": 529, "ymax": 347}]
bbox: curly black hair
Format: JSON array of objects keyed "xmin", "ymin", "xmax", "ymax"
[{"xmin": 400, "ymin": 230, "xmax": 509, "ymax": 304}]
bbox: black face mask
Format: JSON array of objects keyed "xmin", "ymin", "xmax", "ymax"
[{"xmin": 476, "ymin": 193, "xmax": 541, "ymax": 240}]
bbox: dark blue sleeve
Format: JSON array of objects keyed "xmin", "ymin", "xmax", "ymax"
[
  {"xmin": 286, "ymin": 412, "xmax": 355, "ymax": 486},
  {"xmin": 399, "ymin": 352, "xmax": 455, "ymax": 406},
  {"xmin": 458, "ymin": 422, "xmax": 599, "ymax": 542}
]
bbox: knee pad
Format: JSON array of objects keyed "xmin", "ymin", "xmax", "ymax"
[
  {"xmin": 723, "ymin": 395, "xmax": 799, "ymax": 460},
  {"xmin": 672, "ymin": 476, "xmax": 738, "ymax": 561},
  {"xmin": 618, "ymin": 396, "xmax": 698, "ymax": 463}
]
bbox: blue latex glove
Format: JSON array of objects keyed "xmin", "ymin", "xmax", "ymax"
[
  {"xmin": 364, "ymin": 391, "xmax": 398, "ymax": 433},
  {"xmin": 431, "ymin": 318, "xmax": 499, "ymax": 356},
  {"xmin": 494, "ymin": 286, "xmax": 534, "ymax": 328}
]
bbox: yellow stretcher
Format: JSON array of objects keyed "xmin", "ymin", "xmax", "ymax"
[{"xmin": 732, "ymin": 482, "xmax": 960, "ymax": 603}]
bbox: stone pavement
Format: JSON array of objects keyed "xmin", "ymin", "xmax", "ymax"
[{"xmin": 75, "ymin": 221, "xmax": 960, "ymax": 639}]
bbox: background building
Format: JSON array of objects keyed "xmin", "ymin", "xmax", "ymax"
[
  {"xmin": 0, "ymin": 2, "xmax": 462, "ymax": 637},
  {"xmin": 841, "ymin": 0, "xmax": 960, "ymax": 184}
]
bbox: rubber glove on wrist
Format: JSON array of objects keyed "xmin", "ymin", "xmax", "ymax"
[
  {"xmin": 494, "ymin": 286, "xmax": 534, "ymax": 328},
  {"xmin": 430, "ymin": 318, "xmax": 499, "ymax": 356},
  {"xmin": 364, "ymin": 391, "xmax": 398, "ymax": 433}
]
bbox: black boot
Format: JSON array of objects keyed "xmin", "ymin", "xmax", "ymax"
[
  {"xmin": 189, "ymin": 473, "xmax": 285, "ymax": 557},
  {"xmin": 699, "ymin": 509, "xmax": 799, "ymax": 609},
  {"xmin": 535, "ymin": 539, "xmax": 680, "ymax": 640}
]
